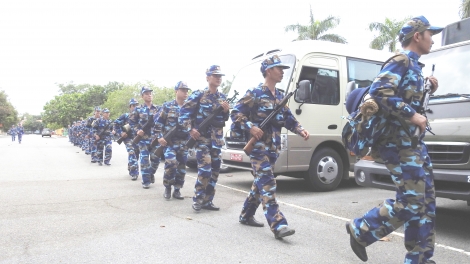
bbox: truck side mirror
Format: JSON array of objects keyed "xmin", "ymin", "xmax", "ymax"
[
  {"xmin": 345, "ymin": 81, "xmax": 356, "ymax": 102},
  {"xmin": 295, "ymin": 80, "xmax": 311, "ymax": 103}
]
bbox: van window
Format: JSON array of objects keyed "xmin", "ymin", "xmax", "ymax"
[
  {"xmin": 347, "ymin": 58, "xmax": 383, "ymax": 88},
  {"xmin": 226, "ymin": 54, "xmax": 296, "ymax": 107},
  {"xmin": 295, "ymin": 66, "xmax": 340, "ymax": 105}
]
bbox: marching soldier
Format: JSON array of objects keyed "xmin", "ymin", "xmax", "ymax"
[
  {"xmin": 129, "ymin": 87, "xmax": 161, "ymax": 189},
  {"xmin": 88, "ymin": 107, "xmax": 101, "ymax": 162},
  {"xmin": 9, "ymin": 125, "xmax": 17, "ymax": 142},
  {"xmin": 92, "ymin": 108, "xmax": 114, "ymax": 166},
  {"xmin": 346, "ymin": 16, "xmax": 442, "ymax": 263},
  {"xmin": 16, "ymin": 124, "xmax": 24, "ymax": 144},
  {"xmin": 114, "ymin": 98, "xmax": 141, "ymax": 180},
  {"xmin": 179, "ymin": 65, "xmax": 229, "ymax": 211},
  {"xmin": 230, "ymin": 55, "xmax": 309, "ymax": 239},
  {"xmin": 154, "ymin": 81, "xmax": 190, "ymax": 200}
]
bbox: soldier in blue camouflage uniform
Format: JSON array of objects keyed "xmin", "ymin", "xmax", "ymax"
[
  {"xmin": 88, "ymin": 107, "xmax": 101, "ymax": 162},
  {"xmin": 9, "ymin": 125, "xmax": 17, "ymax": 142},
  {"xmin": 129, "ymin": 87, "xmax": 161, "ymax": 189},
  {"xmin": 114, "ymin": 98, "xmax": 141, "ymax": 180},
  {"xmin": 85, "ymin": 108, "xmax": 101, "ymax": 155},
  {"xmin": 231, "ymin": 55, "xmax": 309, "ymax": 239},
  {"xmin": 16, "ymin": 124, "xmax": 24, "ymax": 144},
  {"xmin": 92, "ymin": 108, "xmax": 114, "ymax": 166},
  {"xmin": 179, "ymin": 65, "xmax": 230, "ymax": 211},
  {"xmin": 346, "ymin": 16, "xmax": 442, "ymax": 264},
  {"xmin": 155, "ymin": 81, "xmax": 190, "ymax": 200}
]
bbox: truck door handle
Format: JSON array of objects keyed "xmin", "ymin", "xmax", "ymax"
[{"xmin": 328, "ymin": 125, "xmax": 337, "ymax": 130}]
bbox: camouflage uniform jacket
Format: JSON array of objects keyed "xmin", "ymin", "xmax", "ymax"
[
  {"xmin": 16, "ymin": 127, "xmax": 24, "ymax": 135},
  {"xmin": 93, "ymin": 118, "xmax": 113, "ymax": 140},
  {"xmin": 128, "ymin": 104, "xmax": 161, "ymax": 141},
  {"xmin": 154, "ymin": 100, "xmax": 186, "ymax": 140},
  {"xmin": 231, "ymin": 84, "xmax": 304, "ymax": 156},
  {"xmin": 370, "ymin": 50, "xmax": 425, "ymax": 144},
  {"xmin": 178, "ymin": 88, "xmax": 228, "ymax": 148},
  {"xmin": 9, "ymin": 128, "xmax": 17, "ymax": 135},
  {"xmin": 85, "ymin": 116, "xmax": 97, "ymax": 137}
]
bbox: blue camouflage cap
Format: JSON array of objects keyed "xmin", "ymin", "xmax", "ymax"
[
  {"xmin": 399, "ymin": 16, "xmax": 444, "ymax": 42},
  {"xmin": 260, "ymin": 55, "xmax": 290, "ymax": 74},
  {"xmin": 141, "ymin": 86, "xmax": 153, "ymax": 95},
  {"xmin": 174, "ymin": 81, "xmax": 191, "ymax": 91},
  {"xmin": 206, "ymin": 65, "xmax": 225, "ymax": 76},
  {"xmin": 102, "ymin": 108, "xmax": 110, "ymax": 113},
  {"xmin": 94, "ymin": 106, "xmax": 101, "ymax": 111},
  {"xmin": 129, "ymin": 98, "xmax": 139, "ymax": 106}
]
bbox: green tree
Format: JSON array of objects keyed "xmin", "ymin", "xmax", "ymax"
[
  {"xmin": 284, "ymin": 6, "xmax": 347, "ymax": 43},
  {"xmin": 221, "ymin": 76, "xmax": 234, "ymax": 95},
  {"xmin": 0, "ymin": 90, "xmax": 19, "ymax": 131},
  {"xmin": 102, "ymin": 85, "xmax": 141, "ymax": 119},
  {"xmin": 369, "ymin": 17, "xmax": 411, "ymax": 52},
  {"xmin": 42, "ymin": 93, "xmax": 87, "ymax": 127},
  {"xmin": 21, "ymin": 113, "xmax": 43, "ymax": 132},
  {"xmin": 460, "ymin": 0, "xmax": 470, "ymax": 19}
]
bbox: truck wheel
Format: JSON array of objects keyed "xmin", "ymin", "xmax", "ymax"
[{"xmin": 305, "ymin": 147, "xmax": 343, "ymax": 192}]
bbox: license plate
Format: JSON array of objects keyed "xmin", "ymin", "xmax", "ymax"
[{"xmin": 230, "ymin": 153, "xmax": 243, "ymax": 162}]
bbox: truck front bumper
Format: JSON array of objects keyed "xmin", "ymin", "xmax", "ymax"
[{"xmin": 354, "ymin": 160, "xmax": 470, "ymax": 202}]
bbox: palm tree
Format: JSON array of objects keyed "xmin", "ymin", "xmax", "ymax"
[
  {"xmin": 284, "ymin": 6, "xmax": 347, "ymax": 43},
  {"xmin": 460, "ymin": 0, "xmax": 470, "ymax": 19},
  {"xmin": 368, "ymin": 17, "xmax": 410, "ymax": 52}
]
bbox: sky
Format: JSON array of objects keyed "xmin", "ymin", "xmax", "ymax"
[{"xmin": 0, "ymin": 0, "xmax": 463, "ymax": 115}]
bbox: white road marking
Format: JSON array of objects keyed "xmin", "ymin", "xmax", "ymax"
[{"xmin": 189, "ymin": 175, "xmax": 470, "ymax": 257}]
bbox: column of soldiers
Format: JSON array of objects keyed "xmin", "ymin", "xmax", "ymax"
[
  {"xmin": 8, "ymin": 124, "xmax": 24, "ymax": 144},
  {"xmin": 65, "ymin": 62, "xmax": 309, "ymax": 241}
]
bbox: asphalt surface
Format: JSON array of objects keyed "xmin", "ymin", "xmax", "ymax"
[{"xmin": 1, "ymin": 135, "xmax": 469, "ymax": 264}]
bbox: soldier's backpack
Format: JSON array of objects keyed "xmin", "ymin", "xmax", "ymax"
[{"xmin": 342, "ymin": 54, "xmax": 404, "ymax": 158}]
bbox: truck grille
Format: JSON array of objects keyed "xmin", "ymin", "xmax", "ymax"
[
  {"xmin": 426, "ymin": 142, "xmax": 470, "ymax": 164},
  {"xmin": 225, "ymin": 138, "xmax": 247, "ymax": 150}
]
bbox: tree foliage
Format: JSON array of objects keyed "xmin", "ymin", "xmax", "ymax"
[
  {"xmin": 221, "ymin": 76, "xmax": 234, "ymax": 95},
  {"xmin": 369, "ymin": 17, "xmax": 411, "ymax": 52},
  {"xmin": 460, "ymin": 0, "xmax": 470, "ymax": 19},
  {"xmin": 0, "ymin": 90, "xmax": 19, "ymax": 130},
  {"xmin": 284, "ymin": 6, "xmax": 347, "ymax": 43},
  {"xmin": 21, "ymin": 113, "xmax": 43, "ymax": 132}
]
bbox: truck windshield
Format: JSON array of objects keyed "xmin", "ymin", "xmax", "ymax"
[
  {"xmin": 226, "ymin": 54, "xmax": 296, "ymax": 106},
  {"xmin": 421, "ymin": 43, "xmax": 470, "ymax": 98}
]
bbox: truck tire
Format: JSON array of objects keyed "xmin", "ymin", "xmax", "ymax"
[{"xmin": 305, "ymin": 147, "xmax": 343, "ymax": 192}]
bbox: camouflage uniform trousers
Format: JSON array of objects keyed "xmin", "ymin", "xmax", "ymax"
[
  {"xmin": 162, "ymin": 139, "xmax": 187, "ymax": 189},
  {"xmin": 349, "ymin": 142, "xmax": 435, "ymax": 264},
  {"xmin": 137, "ymin": 139, "xmax": 160, "ymax": 185},
  {"xmin": 90, "ymin": 138, "xmax": 98, "ymax": 162},
  {"xmin": 81, "ymin": 136, "xmax": 88, "ymax": 151},
  {"xmin": 240, "ymin": 152, "xmax": 288, "ymax": 233},
  {"xmin": 11, "ymin": 134, "xmax": 16, "ymax": 141},
  {"xmin": 124, "ymin": 139, "xmax": 139, "ymax": 177},
  {"xmin": 193, "ymin": 139, "xmax": 221, "ymax": 205},
  {"xmin": 85, "ymin": 138, "xmax": 92, "ymax": 154},
  {"xmin": 17, "ymin": 134, "xmax": 22, "ymax": 143},
  {"xmin": 95, "ymin": 139, "xmax": 112, "ymax": 164}
]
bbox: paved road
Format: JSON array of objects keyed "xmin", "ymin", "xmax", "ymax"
[{"xmin": 1, "ymin": 135, "xmax": 469, "ymax": 263}]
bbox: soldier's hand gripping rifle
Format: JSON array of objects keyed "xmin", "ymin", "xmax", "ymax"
[
  {"xmin": 243, "ymin": 90, "xmax": 294, "ymax": 156},
  {"xmin": 151, "ymin": 125, "xmax": 178, "ymax": 157},
  {"xmin": 185, "ymin": 90, "xmax": 239, "ymax": 148},
  {"xmin": 116, "ymin": 124, "xmax": 131, "ymax": 145},
  {"xmin": 411, "ymin": 64, "xmax": 435, "ymax": 148},
  {"xmin": 96, "ymin": 121, "xmax": 112, "ymax": 140},
  {"xmin": 132, "ymin": 115, "xmax": 154, "ymax": 145}
]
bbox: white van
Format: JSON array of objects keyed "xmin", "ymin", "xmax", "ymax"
[{"xmin": 222, "ymin": 40, "xmax": 392, "ymax": 191}]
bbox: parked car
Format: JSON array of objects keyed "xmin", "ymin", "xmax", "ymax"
[
  {"xmin": 34, "ymin": 130, "xmax": 40, "ymax": 134},
  {"xmin": 42, "ymin": 129, "xmax": 52, "ymax": 137}
]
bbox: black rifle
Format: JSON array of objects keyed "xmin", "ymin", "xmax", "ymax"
[
  {"xmin": 132, "ymin": 115, "xmax": 154, "ymax": 145},
  {"xmin": 151, "ymin": 126, "xmax": 177, "ymax": 156},
  {"xmin": 243, "ymin": 89, "xmax": 294, "ymax": 155},
  {"xmin": 96, "ymin": 120, "xmax": 112, "ymax": 140},
  {"xmin": 185, "ymin": 90, "xmax": 239, "ymax": 148},
  {"xmin": 116, "ymin": 124, "xmax": 132, "ymax": 145},
  {"xmin": 413, "ymin": 64, "xmax": 435, "ymax": 144}
]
